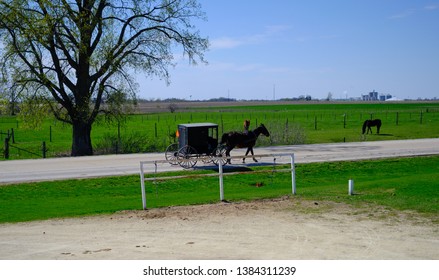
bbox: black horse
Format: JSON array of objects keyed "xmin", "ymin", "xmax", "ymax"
[
  {"xmin": 362, "ymin": 119, "xmax": 382, "ymax": 134},
  {"xmin": 220, "ymin": 124, "xmax": 270, "ymax": 163}
]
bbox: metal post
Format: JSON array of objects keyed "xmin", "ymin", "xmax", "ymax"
[
  {"xmin": 349, "ymin": 179, "xmax": 354, "ymax": 195},
  {"xmin": 140, "ymin": 162, "xmax": 147, "ymax": 210},
  {"xmin": 219, "ymin": 160, "xmax": 224, "ymax": 201},
  {"xmin": 291, "ymin": 154, "xmax": 296, "ymax": 195}
]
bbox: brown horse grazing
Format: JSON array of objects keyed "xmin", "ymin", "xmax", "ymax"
[
  {"xmin": 362, "ymin": 119, "xmax": 382, "ymax": 134},
  {"xmin": 220, "ymin": 124, "xmax": 270, "ymax": 164}
]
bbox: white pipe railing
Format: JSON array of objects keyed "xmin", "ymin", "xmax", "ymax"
[{"xmin": 139, "ymin": 153, "xmax": 295, "ymax": 210}]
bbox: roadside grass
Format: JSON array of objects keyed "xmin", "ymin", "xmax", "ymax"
[{"xmin": 1, "ymin": 155, "xmax": 438, "ymax": 223}]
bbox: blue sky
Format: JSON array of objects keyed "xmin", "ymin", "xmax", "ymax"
[{"xmin": 137, "ymin": 0, "xmax": 439, "ymax": 100}]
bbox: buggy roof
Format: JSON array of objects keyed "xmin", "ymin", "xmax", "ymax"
[{"xmin": 178, "ymin": 123, "xmax": 218, "ymax": 128}]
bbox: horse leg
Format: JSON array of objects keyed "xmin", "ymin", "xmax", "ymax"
[
  {"xmin": 226, "ymin": 147, "xmax": 232, "ymax": 164},
  {"xmin": 243, "ymin": 147, "xmax": 258, "ymax": 163},
  {"xmin": 243, "ymin": 148, "xmax": 250, "ymax": 163},
  {"xmin": 250, "ymin": 147, "xmax": 258, "ymax": 162},
  {"xmin": 377, "ymin": 126, "xmax": 381, "ymax": 134},
  {"xmin": 367, "ymin": 126, "xmax": 372, "ymax": 134}
]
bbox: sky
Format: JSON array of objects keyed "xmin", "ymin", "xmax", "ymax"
[{"xmin": 136, "ymin": 0, "xmax": 439, "ymax": 101}]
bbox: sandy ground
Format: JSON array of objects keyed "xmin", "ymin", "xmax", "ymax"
[{"xmin": 0, "ymin": 197, "xmax": 437, "ymax": 260}]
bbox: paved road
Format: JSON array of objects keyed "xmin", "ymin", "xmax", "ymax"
[{"xmin": 1, "ymin": 138, "xmax": 438, "ymax": 184}]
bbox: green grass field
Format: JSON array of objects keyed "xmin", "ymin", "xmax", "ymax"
[
  {"xmin": 1, "ymin": 102, "xmax": 439, "ymax": 160},
  {"xmin": 1, "ymin": 102, "xmax": 438, "ymax": 224},
  {"xmin": 1, "ymin": 156, "xmax": 438, "ymax": 223}
]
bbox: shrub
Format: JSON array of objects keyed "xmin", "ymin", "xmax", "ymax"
[
  {"xmin": 257, "ymin": 121, "xmax": 306, "ymax": 146},
  {"xmin": 94, "ymin": 132, "xmax": 163, "ymax": 154}
]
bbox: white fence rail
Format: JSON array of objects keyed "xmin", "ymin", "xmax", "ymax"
[{"xmin": 139, "ymin": 153, "xmax": 296, "ymax": 210}]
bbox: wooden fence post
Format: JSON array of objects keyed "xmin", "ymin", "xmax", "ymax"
[
  {"xmin": 343, "ymin": 114, "xmax": 346, "ymax": 128},
  {"xmin": 118, "ymin": 121, "xmax": 121, "ymax": 149},
  {"xmin": 42, "ymin": 141, "xmax": 47, "ymax": 158},
  {"xmin": 4, "ymin": 137, "xmax": 9, "ymax": 159}
]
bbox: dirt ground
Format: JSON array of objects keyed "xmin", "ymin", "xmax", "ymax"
[{"xmin": 0, "ymin": 197, "xmax": 437, "ymax": 260}]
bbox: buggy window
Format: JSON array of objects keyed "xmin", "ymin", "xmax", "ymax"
[{"xmin": 208, "ymin": 127, "xmax": 218, "ymax": 140}]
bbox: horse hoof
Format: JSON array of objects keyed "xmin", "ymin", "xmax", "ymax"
[{"xmin": 253, "ymin": 159, "xmax": 258, "ymax": 163}]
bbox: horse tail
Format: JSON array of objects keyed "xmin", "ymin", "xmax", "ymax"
[{"xmin": 362, "ymin": 120, "xmax": 368, "ymax": 134}]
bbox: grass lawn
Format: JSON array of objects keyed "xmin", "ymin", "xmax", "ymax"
[{"xmin": 1, "ymin": 155, "xmax": 438, "ymax": 223}]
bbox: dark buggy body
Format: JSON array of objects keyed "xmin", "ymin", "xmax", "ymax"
[{"xmin": 165, "ymin": 123, "xmax": 227, "ymax": 168}]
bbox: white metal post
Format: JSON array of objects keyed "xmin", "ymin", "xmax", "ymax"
[
  {"xmin": 219, "ymin": 161, "xmax": 224, "ymax": 201},
  {"xmin": 349, "ymin": 179, "xmax": 354, "ymax": 195},
  {"xmin": 291, "ymin": 154, "xmax": 296, "ymax": 195},
  {"xmin": 140, "ymin": 162, "xmax": 147, "ymax": 210}
]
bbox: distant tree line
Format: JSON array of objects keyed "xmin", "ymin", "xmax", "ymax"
[{"xmin": 279, "ymin": 95, "xmax": 312, "ymax": 101}]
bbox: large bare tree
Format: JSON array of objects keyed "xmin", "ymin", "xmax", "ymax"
[{"xmin": 0, "ymin": 0, "xmax": 208, "ymax": 156}]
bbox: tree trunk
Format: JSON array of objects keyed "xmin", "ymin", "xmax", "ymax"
[{"xmin": 71, "ymin": 120, "xmax": 93, "ymax": 156}]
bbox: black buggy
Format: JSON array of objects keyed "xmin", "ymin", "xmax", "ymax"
[{"xmin": 165, "ymin": 123, "xmax": 227, "ymax": 168}]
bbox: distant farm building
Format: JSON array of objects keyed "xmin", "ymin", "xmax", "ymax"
[{"xmin": 362, "ymin": 90, "xmax": 392, "ymax": 101}]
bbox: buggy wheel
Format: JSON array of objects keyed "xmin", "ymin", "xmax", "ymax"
[
  {"xmin": 165, "ymin": 143, "xmax": 179, "ymax": 165},
  {"xmin": 212, "ymin": 145, "xmax": 228, "ymax": 166},
  {"xmin": 177, "ymin": 145, "xmax": 198, "ymax": 169},
  {"xmin": 201, "ymin": 154, "xmax": 212, "ymax": 164}
]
